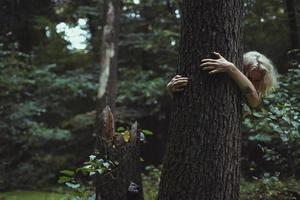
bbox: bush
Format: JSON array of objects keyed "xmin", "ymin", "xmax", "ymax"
[{"xmin": 242, "ymin": 64, "xmax": 300, "ymax": 177}]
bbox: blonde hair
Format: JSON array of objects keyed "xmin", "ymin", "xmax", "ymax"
[{"xmin": 243, "ymin": 51, "xmax": 278, "ymax": 96}]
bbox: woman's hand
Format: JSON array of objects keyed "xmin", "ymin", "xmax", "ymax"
[
  {"xmin": 167, "ymin": 75, "xmax": 188, "ymax": 93},
  {"xmin": 200, "ymin": 52, "xmax": 236, "ymax": 74},
  {"xmin": 200, "ymin": 52, "xmax": 261, "ymax": 108}
]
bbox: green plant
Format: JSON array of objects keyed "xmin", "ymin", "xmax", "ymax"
[
  {"xmin": 58, "ymin": 155, "xmax": 119, "ymax": 200},
  {"xmin": 243, "ymin": 64, "xmax": 300, "ymax": 176},
  {"xmin": 142, "ymin": 165, "xmax": 161, "ymax": 200},
  {"xmin": 240, "ymin": 173, "xmax": 298, "ymax": 200}
]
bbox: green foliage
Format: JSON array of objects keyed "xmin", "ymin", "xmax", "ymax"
[
  {"xmin": 141, "ymin": 166, "xmax": 300, "ymax": 200},
  {"xmin": 117, "ymin": 66, "xmax": 173, "ymax": 123},
  {"xmin": 57, "ymin": 154, "xmax": 119, "ymax": 200},
  {"xmin": 1, "ymin": 0, "xmax": 299, "ymax": 191},
  {"xmin": 244, "ymin": 0, "xmax": 290, "ymax": 64},
  {"xmin": 0, "ymin": 190, "xmax": 64, "ymax": 200},
  {"xmin": 0, "ymin": 42, "xmax": 96, "ymax": 190},
  {"xmin": 243, "ymin": 64, "xmax": 300, "ymax": 176},
  {"xmin": 142, "ymin": 165, "xmax": 161, "ymax": 200},
  {"xmin": 240, "ymin": 173, "xmax": 299, "ymax": 200}
]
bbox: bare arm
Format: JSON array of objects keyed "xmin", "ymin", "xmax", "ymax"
[
  {"xmin": 201, "ymin": 52, "xmax": 260, "ymax": 108},
  {"xmin": 227, "ymin": 65, "xmax": 260, "ymax": 108}
]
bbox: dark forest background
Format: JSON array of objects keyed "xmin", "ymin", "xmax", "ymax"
[{"xmin": 0, "ymin": 0, "xmax": 299, "ymax": 199}]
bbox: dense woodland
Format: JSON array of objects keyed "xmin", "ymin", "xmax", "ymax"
[{"xmin": 0, "ymin": 0, "xmax": 300, "ymax": 199}]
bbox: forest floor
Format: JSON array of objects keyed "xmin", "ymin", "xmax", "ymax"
[
  {"xmin": 0, "ymin": 179, "xmax": 299, "ymax": 200},
  {"xmin": 0, "ymin": 190, "xmax": 63, "ymax": 200}
]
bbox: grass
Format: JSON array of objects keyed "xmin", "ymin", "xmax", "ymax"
[{"xmin": 0, "ymin": 190, "xmax": 64, "ymax": 200}]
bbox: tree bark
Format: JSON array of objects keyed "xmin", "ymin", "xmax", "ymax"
[
  {"xmin": 0, "ymin": 0, "xmax": 53, "ymax": 52},
  {"xmin": 97, "ymin": 0, "xmax": 120, "ymax": 116},
  {"xmin": 284, "ymin": 0, "xmax": 299, "ymax": 49},
  {"xmin": 158, "ymin": 1, "xmax": 243, "ymax": 200}
]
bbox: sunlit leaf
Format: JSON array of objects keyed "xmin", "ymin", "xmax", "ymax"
[{"xmin": 122, "ymin": 130, "xmax": 130, "ymax": 143}]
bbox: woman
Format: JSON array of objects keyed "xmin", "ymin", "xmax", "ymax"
[{"xmin": 167, "ymin": 51, "xmax": 278, "ymax": 108}]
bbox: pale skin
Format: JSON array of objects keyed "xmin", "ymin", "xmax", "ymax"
[{"xmin": 167, "ymin": 52, "xmax": 265, "ymax": 108}]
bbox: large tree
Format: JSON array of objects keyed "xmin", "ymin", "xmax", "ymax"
[{"xmin": 158, "ymin": 1, "xmax": 244, "ymax": 199}]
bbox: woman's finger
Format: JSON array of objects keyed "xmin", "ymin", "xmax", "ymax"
[
  {"xmin": 208, "ymin": 69, "xmax": 225, "ymax": 74},
  {"xmin": 174, "ymin": 77, "xmax": 188, "ymax": 81},
  {"xmin": 202, "ymin": 66, "xmax": 215, "ymax": 71},
  {"xmin": 200, "ymin": 62, "xmax": 221, "ymax": 67},
  {"xmin": 201, "ymin": 59, "xmax": 218, "ymax": 63},
  {"xmin": 173, "ymin": 80, "xmax": 188, "ymax": 86},
  {"xmin": 213, "ymin": 52, "xmax": 222, "ymax": 58}
]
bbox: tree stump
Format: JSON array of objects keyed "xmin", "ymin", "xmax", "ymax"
[{"xmin": 95, "ymin": 106, "xmax": 143, "ymax": 200}]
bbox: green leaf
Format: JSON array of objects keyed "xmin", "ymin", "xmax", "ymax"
[
  {"xmin": 58, "ymin": 176, "xmax": 72, "ymax": 184},
  {"xmin": 65, "ymin": 182, "xmax": 80, "ymax": 189},
  {"xmin": 248, "ymin": 134, "xmax": 272, "ymax": 142},
  {"xmin": 60, "ymin": 170, "xmax": 75, "ymax": 176},
  {"xmin": 253, "ymin": 112, "xmax": 263, "ymax": 118},
  {"xmin": 280, "ymin": 134, "xmax": 289, "ymax": 142},
  {"xmin": 122, "ymin": 130, "xmax": 130, "ymax": 143},
  {"xmin": 89, "ymin": 171, "xmax": 96, "ymax": 176},
  {"xmin": 141, "ymin": 129, "xmax": 153, "ymax": 135},
  {"xmin": 140, "ymin": 132, "xmax": 146, "ymax": 143},
  {"xmin": 282, "ymin": 116, "xmax": 290, "ymax": 124},
  {"xmin": 89, "ymin": 155, "xmax": 96, "ymax": 161},
  {"xmin": 116, "ymin": 127, "xmax": 125, "ymax": 132}
]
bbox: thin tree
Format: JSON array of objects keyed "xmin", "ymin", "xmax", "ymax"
[
  {"xmin": 95, "ymin": 1, "xmax": 143, "ymax": 199},
  {"xmin": 158, "ymin": 1, "xmax": 243, "ymax": 199},
  {"xmin": 283, "ymin": 0, "xmax": 299, "ymax": 49},
  {"xmin": 97, "ymin": 0, "xmax": 120, "ymax": 115}
]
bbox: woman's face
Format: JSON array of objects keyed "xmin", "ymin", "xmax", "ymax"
[
  {"xmin": 250, "ymin": 68, "xmax": 266, "ymax": 82},
  {"xmin": 246, "ymin": 64, "xmax": 267, "ymax": 89}
]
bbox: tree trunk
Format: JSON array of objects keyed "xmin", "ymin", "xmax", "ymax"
[
  {"xmin": 0, "ymin": 0, "xmax": 53, "ymax": 52},
  {"xmin": 97, "ymin": 0, "xmax": 120, "ymax": 116},
  {"xmin": 284, "ymin": 0, "xmax": 299, "ymax": 49},
  {"xmin": 158, "ymin": 1, "xmax": 243, "ymax": 200},
  {"xmin": 95, "ymin": 106, "xmax": 143, "ymax": 200}
]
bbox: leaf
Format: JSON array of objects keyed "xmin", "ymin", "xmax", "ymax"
[
  {"xmin": 89, "ymin": 171, "xmax": 96, "ymax": 176},
  {"xmin": 248, "ymin": 134, "xmax": 272, "ymax": 142},
  {"xmin": 122, "ymin": 130, "xmax": 130, "ymax": 143},
  {"xmin": 141, "ymin": 129, "xmax": 153, "ymax": 135},
  {"xmin": 60, "ymin": 170, "xmax": 75, "ymax": 176},
  {"xmin": 140, "ymin": 132, "xmax": 146, "ymax": 143},
  {"xmin": 58, "ymin": 176, "xmax": 72, "ymax": 184},
  {"xmin": 282, "ymin": 116, "xmax": 290, "ymax": 124},
  {"xmin": 253, "ymin": 112, "xmax": 263, "ymax": 118},
  {"xmin": 65, "ymin": 182, "xmax": 80, "ymax": 189},
  {"xmin": 88, "ymin": 193, "xmax": 96, "ymax": 200},
  {"xmin": 116, "ymin": 127, "xmax": 125, "ymax": 132},
  {"xmin": 89, "ymin": 155, "xmax": 96, "ymax": 161},
  {"xmin": 280, "ymin": 134, "xmax": 289, "ymax": 142},
  {"xmin": 103, "ymin": 162, "xmax": 110, "ymax": 168}
]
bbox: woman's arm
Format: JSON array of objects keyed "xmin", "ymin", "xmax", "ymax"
[
  {"xmin": 200, "ymin": 52, "xmax": 260, "ymax": 108},
  {"xmin": 227, "ymin": 66, "xmax": 261, "ymax": 108}
]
